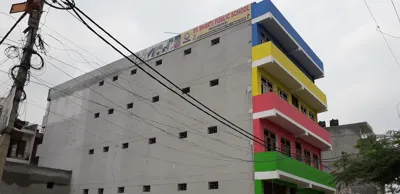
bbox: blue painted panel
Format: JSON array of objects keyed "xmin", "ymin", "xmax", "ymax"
[
  {"xmin": 252, "ymin": 23, "xmax": 261, "ymax": 47},
  {"xmin": 251, "ymin": 0, "xmax": 324, "ymax": 72}
]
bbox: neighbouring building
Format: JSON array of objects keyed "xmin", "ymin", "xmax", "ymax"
[
  {"xmin": 322, "ymin": 120, "xmax": 378, "ymax": 194},
  {"xmin": 0, "ymin": 161, "xmax": 71, "ymax": 194},
  {"xmin": 6, "ymin": 121, "xmax": 41, "ymax": 165},
  {"xmin": 0, "ymin": 117, "xmax": 71, "ymax": 193},
  {"xmin": 37, "ymin": 0, "xmax": 334, "ymax": 193}
]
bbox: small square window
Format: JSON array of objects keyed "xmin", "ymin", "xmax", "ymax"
[
  {"xmin": 178, "ymin": 183, "xmax": 187, "ymax": 191},
  {"xmin": 301, "ymin": 105, "xmax": 307, "ymax": 115},
  {"xmin": 113, "ymin": 75, "xmax": 118, "ymax": 81},
  {"xmin": 182, "ymin": 87, "xmax": 190, "ymax": 94},
  {"xmin": 89, "ymin": 149, "xmax": 94, "ymax": 155},
  {"xmin": 127, "ymin": 102, "xmax": 134, "ymax": 109},
  {"xmin": 118, "ymin": 187, "xmax": 125, "ymax": 193},
  {"xmin": 108, "ymin": 108, "xmax": 114, "ymax": 115},
  {"xmin": 99, "ymin": 80, "xmax": 104, "ymax": 86},
  {"xmin": 211, "ymin": 37, "xmax": 220, "ymax": 46},
  {"xmin": 98, "ymin": 188, "xmax": 104, "ymax": 194},
  {"xmin": 94, "ymin": 113, "xmax": 100, "ymax": 118},
  {"xmin": 83, "ymin": 189, "xmax": 88, "ymax": 194},
  {"xmin": 156, "ymin": 59, "xmax": 163, "ymax": 66},
  {"xmin": 47, "ymin": 182, "xmax": 54, "ymax": 189},
  {"xmin": 122, "ymin": 142, "xmax": 129, "ymax": 149},
  {"xmin": 103, "ymin": 146, "xmax": 109, "ymax": 152},
  {"xmin": 292, "ymin": 95, "xmax": 299, "ymax": 108},
  {"xmin": 149, "ymin": 137, "xmax": 156, "ymax": 144},
  {"xmin": 184, "ymin": 48, "xmax": 191, "ymax": 55},
  {"xmin": 152, "ymin": 96, "xmax": 159, "ymax": 103},
  {"xmin": 179, "ymin": 131, "xmax": 188, "ymax": 139},
  {"xmin": 131, "ymin": 69, "xmax": 137, "ymax": 75},
  {"xmin": 209, "ymin": 79, "xmax": 219, "ymax": 87},
  {"xmin": 309, "ymin": 112, "xmax": 316, "ymax": 121},
  {"xmin": 208, "ymin": 126, "xmax": 217, "ymax": 134},
  {"xmin": 208, "ymin": 181, "xmax": 218, "ymax": 190},
  {"xmin": 277, "ymin": 88, "xmax": 288, "ymax": 101},
  {"xmin": 143, "ymin": 185, "xmax": 151, "ymax": 192}
]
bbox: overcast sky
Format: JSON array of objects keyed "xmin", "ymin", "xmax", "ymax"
[{"xmin": 1, "ymin": 0, "xmax": 400, "ymax": 134}]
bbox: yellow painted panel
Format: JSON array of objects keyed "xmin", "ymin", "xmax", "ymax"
[
  {"xmin": 252, "ymin": 67, "xmax": 318, "ymax": 121},
  {"xmin": 252, "ymin": 43, "xmax": 272, "ymax": 61},
  {"xmin": 252, "ymin": 67, "xmax": 261, "ymax": 96},
  {"xmin": 251, "ymin": 42, "xmax": 327, "ymax": 106}
]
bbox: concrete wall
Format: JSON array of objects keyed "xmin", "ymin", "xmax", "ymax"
[
  {"xmin": 322, "ymin": 125, "xmax": 362, "ymax": 162},
  {"xmin": 322, "ymin": 122, "xmax": 377, "ymax": 194},
  {"xmin": 38, "ymin": 21, "xmax": 254, "ymax": 194},
  {"xmin": 1, "ymin": 161, "xmax": 71, "ymax": 194},
  {"xmin": 0, "ymin": 182, "xmax": 70, "ymax": 194}
]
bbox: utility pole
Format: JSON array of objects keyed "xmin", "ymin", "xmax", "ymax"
[{"xmin": 0, "ymin": 0, "xmax": 44, "ymax": 178}]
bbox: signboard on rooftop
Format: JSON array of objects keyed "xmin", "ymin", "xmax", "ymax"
[
  {"xmin": 131, "ymin": 3, "xmax": 252, "ymax": 64},
  {"xmin": 181, "ymin": 4, "xmax": 251, "ymax": 47}
]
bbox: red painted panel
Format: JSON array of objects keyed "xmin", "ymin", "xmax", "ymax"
[
  {"xmin": 253, "ymin": 118, "xmax": 323, "ymax": 170},
  {"xmin": 253, "ymin": 119, "xmax": 264, "ymax": 153},
  {"xmin": 253, "ymin": 92, "xmax": 331, "ymax": 144}
]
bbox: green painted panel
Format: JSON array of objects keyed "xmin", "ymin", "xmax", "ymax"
[
  {"xmin": 255, "ymin": 180, "xmax": 263, "ymax": 194},
  {"xmin": 254, "ymin": 152, "xmax": 335, "ymax": 188}
]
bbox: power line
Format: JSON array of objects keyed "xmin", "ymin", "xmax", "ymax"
[
  {"xmin": 5, "ymin": 26, "xmax": 253, "ymax": 152},
  {"xmin": 27, "ymin": 71, "xmax": 251, "ymax": 163},
  {"xmin": 391, "ymin": 0, "xmax": 400, "ymax": 24},
  {"xmin": 364, "ymin": 0, "xmax": 400, "ymax": 68},
  {"xmin": 37, "ymin": 3, "xmax": 340, "ymax": 166},
  {"xmin": 0, "ymin": 12, "xmax": 27, "ymax": 46},
  {"xmin": 1, "ymin": 67, "xmax": 250, "ymax": 162},
  {"xmin": 0, "ymin": 12, "xmax": 24, "ymax": 41},
  {"xmin": 41, "ymin": 47, "xmax": 253, "ymax": 147},
  {"xmin": 37, "ymin": 15, "xmax": 254, "ymax": 142},
  {"xmin": 61, "ymin": 1, "xmax": 266, "ymax": 148},
  {"xmin": 3, "ymin": 69, "xmax": 339, "ymax": 164},
  {"xmin": 27, "ymin": 99, "xmax": 240, "ymax": 168}
]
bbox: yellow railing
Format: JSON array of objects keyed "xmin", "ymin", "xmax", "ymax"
[{"xmin": 252, "ymin": 42, "xmax": 327, "ymax": 106}]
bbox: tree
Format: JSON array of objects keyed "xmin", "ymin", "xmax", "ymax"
[{"xmin": 333, "ymin": 130, "xmax": 400, "ymax": 194}]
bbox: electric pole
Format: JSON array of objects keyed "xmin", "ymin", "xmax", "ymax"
[{"xmin": 0, "ymin": 0, "xmax": 45, "ymax": 177}]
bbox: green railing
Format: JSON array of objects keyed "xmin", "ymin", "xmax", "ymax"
[{"xmin": 254, "ymin": 151, "xmax": 335, "ymax": 188}]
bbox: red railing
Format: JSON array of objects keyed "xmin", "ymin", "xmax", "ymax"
[{"xmin": 253, "ymin": 92, "xmax": 331, "ymax": 144}]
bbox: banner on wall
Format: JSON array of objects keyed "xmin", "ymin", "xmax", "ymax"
[
  {"xmin": 180, "ymin": 4, "xmax": 252, "ymax": 47},
  {"xmin": 132, "ymin": 34, "xmax": 181, "ymax": 64},
  {"xmin": 131, "ymin": 3, "xmax": 251, "ymax": 63}
]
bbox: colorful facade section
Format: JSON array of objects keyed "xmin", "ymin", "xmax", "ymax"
[
  {"xmin": 250, "ymin": 1, "xmax": 335, "ymax": 193},
  {"xmin": 252, "ymin": 42, "xmax": 327, "ymax": 112},
  {"xmin": 251, "ymin": 0, "xmax": 324, "ymax": 79},
  {"xmin": 254, "ymin": 152, "xmax": 335, "ymax": 194},
  {"xmin": 252, "ymin": 93, "xmax": 331, "ymax": 151}
]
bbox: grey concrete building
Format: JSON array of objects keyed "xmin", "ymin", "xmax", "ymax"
[
  {"xmin": 36, "ymin": 1, "xmax": 335, "ymax": 194},
  {"xmin": 38, "ymin": 12, "xmax": 255, "ymax": 194},
  {"xmin": 322, "ymin": 121, "xmax": 378, "ymax": 194},
  {"xmin": 1, "ymin": 161, "xmax": 71, "ymax": 194}
]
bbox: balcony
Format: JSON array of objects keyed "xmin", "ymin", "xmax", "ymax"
[
  {"xmin": 253, "ymin": 92, "xmax": 331, "ymax": 150},
  {"xmin": 252, "ymin": 41, "xmax": 327, "ymax": 112},
  {"xmin": 251, "ymin": 0, "xmax": 324, "ymax": 79},
  {"xmin": 254, "ymin": 151, "xmax": 335, "ymax": 193},
  {"xmin": 6, "ymin": 152, "xmax": 30, "ymax": 164}
]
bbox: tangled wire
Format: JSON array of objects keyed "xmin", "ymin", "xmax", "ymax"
[
  {"xmin": 6, "ymin": 38, "xmax": 46, "ymax": 101},
  {"xmin": 44, "ymin": 0, "xmax": 75, "ymax": 10}
]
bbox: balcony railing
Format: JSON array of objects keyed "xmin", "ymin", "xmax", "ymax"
[
  {"xmin": 253, "ymin": 92, "xmax": 331, "ymax": 150},
  {"xmin": 252, "ymin": 41, "xmax": 327, "ymax": 112},
  {"xmin": 254, "ymin": 151, "xmax": 335, "ymax": 193}
]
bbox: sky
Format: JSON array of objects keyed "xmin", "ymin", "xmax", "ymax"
[{"xmin": 1, "ymin": 0, "xmax": 400, "ymax": 134}]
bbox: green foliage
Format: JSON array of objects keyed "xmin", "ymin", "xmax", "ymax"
[{"xmin": 333, "ymin": 130, "xmax": 400, "ymax": 192}]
